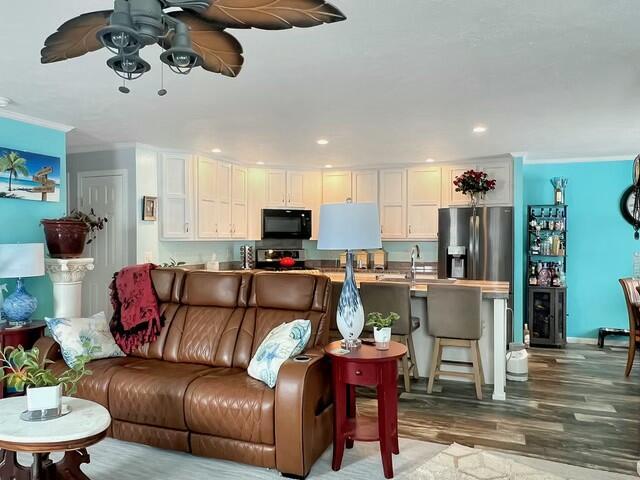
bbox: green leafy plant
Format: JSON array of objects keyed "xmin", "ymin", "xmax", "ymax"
[
  {"xmin": 0, "ymin": 345, "xmax": 92, "ymax": 396},
  {"xmin": 44, "ymin": 209, "xmax": 108, "ymax": 244},
  {"xmin": 0, "ymin": 151, "xmax": 29, "ymax": 192},
  {"xmin": 366, "ymin": 312, "xmax": 400, "ymax": 330},
  {"xmin": 160, "ymin": 257, "xmax": 186, "ymax": 267}
]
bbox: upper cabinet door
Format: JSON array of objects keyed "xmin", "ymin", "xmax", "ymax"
[
  {"xmin": 265, "ymin": 169, "xmax": 287, "ymax": 207},
  {"xmin": 161, "ymin": 153, "xmax": 193, "ymax": 239},
  {"xmin": 482, "ymin": 160, "xmax": 512, "ymax": 206},
  {"xmin": 379, "ymin": 169, "xmax": 406, "ymax": 239},
  {"xmin": 447, "ymin": 164, "xmax": 476, "ymax": 206},
  {"xmin": 216, "ymin": 162, "xmax": 232, "ymax": 238},
  {"xmin": 302, "ymin": 171, "xmax": 322, "ymax": 240},
  {"xmin": 196, "ymin": 157, "xmax": 218, "ymax": 239},
  {"xmin": 352, "ymin": 170, "xmax": 379, "ymax": 203},
  {"xmin": 322, "ymin": 170, "xmax": 352, "ymax": 204},
  {"xmin": 407, "ymin": 166, "xmax": 441, "ymax": 239},
  {"xmin": 287, "ymin": 171, "xmax": 305, "ymax": 207},
  {"xmin": 231, "ymin": 166, "xmax": 248, "ymax": 238}
]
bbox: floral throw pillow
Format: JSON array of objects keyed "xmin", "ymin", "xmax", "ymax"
[
  {"xmin": 45, "ymin": 312, "xmax": 125, "ymax": 368},
  {"xmin": 248, "ymin": 319, "xmax": 312, "ymax": 388}
]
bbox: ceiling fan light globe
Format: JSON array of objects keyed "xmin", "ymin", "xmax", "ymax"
[
  {"xmin": 111, "ymin": 31, "xmax": 130, "ymax": 49},
  {"xmin": 107, "ymin": 54, "xmax": 151, "ymax": 81},
  {"xmin": 160, "ymin": 47, "xmax": 202, "ymax": 75},
  {"xmin": 97, "ymin": 25, "xmax": 143, "ymax": 55}
]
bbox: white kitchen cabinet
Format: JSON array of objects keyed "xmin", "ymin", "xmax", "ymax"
[
  {"xmin": 231, "ymin": 166, "xmax": 248, "ymax": 238},
  {"xmin": 302, "ymin": 170, "xmax": 322, "ymax": 240},
  {"xmin": 482, "ymin": 160, "xmax": 512, "ymax": 206},
  {"xmin": 216, "ymin": 162, "xmax": 232, "ymax": 238},
  {"xmin": 287, "ymin": 171, "xmax": 305, "ymax": 207},
  {"xmin": 265, "ymin": 169, "xmax": 287, "ymax": 207},
  {"xmin": 247, "ymin": 168, "xmax": 266, "ymax": 240},
  {"xmin": 322, "ymin": 170, "xmax": 352, "ymax": 204},
  {"xmin": 196, "ymin": 157, "xmax": 219, "ymax": 239},
  {"xmin": 160, "ymin": 153, "xmax": 194, "ymax": 239},
  {"xmin": 379, "ymin": 169, "xmax": 406, "ymax": 239},
  {"xmin": 352, "ymin": 170, "xmax": 379, "ymax": 203},
  {"xmin": 443, "ymin": 157, "xmax": 513, "ymax": 207},
  {"xmin": 407, "ymin": 166, "xmax": 440, "ymax": 239}
]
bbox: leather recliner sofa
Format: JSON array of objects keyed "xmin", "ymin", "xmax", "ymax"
[{"xmin": 36, "ymin": 269, "xmax": 334, "ymax": 478}]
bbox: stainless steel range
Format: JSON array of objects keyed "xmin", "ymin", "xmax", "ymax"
[{"xmin": 255, "ymin": 248, "xmax": 309, "ymax": 270}]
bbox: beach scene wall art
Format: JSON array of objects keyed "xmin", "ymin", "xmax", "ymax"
[{"xmin": 0, "ymin": 147, "xmax": 61, "ymax": 202}]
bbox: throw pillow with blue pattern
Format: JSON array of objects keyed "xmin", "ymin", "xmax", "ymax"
[
  {"xmin": 248, "ymin": 319, "xmax": 312, "ymax": 388},
  {"xmin": 45, "ymin": 312, "xmax": 125, "ymax": 368}
]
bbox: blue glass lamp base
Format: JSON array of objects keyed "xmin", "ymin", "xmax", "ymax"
[{"xmin": 2, "ymin": 278, "xmax": 37, "ymax": 326}]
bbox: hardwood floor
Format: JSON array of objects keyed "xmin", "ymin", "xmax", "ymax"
[{"xmin": 356, "ymin": 344, "xmax": 640, "ymax": 475}]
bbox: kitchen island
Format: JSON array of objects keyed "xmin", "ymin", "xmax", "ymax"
[{"xmin": 323, "ymin": 272, "xmax": 510, "ymax": 401}]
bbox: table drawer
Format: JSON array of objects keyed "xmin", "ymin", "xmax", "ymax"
[{"xmin": 342, "ymin": 362, "xmax": 379, "ymax": 385}]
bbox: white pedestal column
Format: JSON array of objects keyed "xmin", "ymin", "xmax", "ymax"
[{"xmin": 45, "ymin": 258, "xmax": 94, "ymax": 319}]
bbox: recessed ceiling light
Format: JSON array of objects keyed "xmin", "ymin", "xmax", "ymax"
[
  {"xmin": 211, "ymin": 148, "xmax": 222, "ymax": 153},
  {"xmin": 0, "ymin": 97, "xmax": 11, "ymax": 108},
  {"xmin": 317, "ymin": 139, "xmax": 329, "ymax": 145},
  {"xmin": 256, "ymin": 161, "xmax": 265, "ymax": 165},
  {"xmin": 425, "ymin": 158, "xmax": 435, "ymax": 163},
  {"xmin": 324, "ymin": 164, "xmax": 333, "ymax": 169},
  {"xmin": 472, "ymin": 125, "xmax": 487, "ymax": 134}
]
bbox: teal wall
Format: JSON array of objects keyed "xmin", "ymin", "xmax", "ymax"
[
  {"xmin": 0, "ymin": 117, "xmax": 67, "ymax": 319},
  {"xmin": 523, "ymin": 159, "xmax": 635, "ymax": 339},
  {"xmin": 513, "ymin": 156, "xmax": 525, "ymax": 342}
]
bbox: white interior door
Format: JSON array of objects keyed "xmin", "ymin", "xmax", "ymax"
[{"xmin": 78, "ymin": 171, "xmax": 127, "ymax": 318}]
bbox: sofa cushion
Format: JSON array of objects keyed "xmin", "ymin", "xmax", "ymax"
[
  {"xmin": 185, "ymin": 371, "xmax": 275, "ymax": 445},
  {"xmin": 108, "ymin": 359, "xmax": 211, "ymax": 430},
  {"xmin": 50, "ymin": 357, "xmax": 135, "ymax": 408}
]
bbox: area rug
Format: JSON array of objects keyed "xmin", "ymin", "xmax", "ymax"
[{"xmin": 18, "ymin": 437, "xmax": 636, "ymax": 479}]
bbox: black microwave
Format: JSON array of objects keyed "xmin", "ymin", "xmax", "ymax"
[{"xmin": 262, "ymin": 209, "xmax": 312, "ymax": 239}]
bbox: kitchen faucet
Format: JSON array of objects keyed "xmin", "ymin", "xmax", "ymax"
[{"xmin": 409, "ymin": 244, "xmax": 421, "ymax": 283}]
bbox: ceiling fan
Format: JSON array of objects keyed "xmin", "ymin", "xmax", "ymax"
[{"xmin": 41, "ymin": 0, "xmax": 346, "ymax": 94}]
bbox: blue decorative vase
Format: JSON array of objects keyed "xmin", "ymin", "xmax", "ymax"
[
  {"xmin": 337, "ymin": 250, "xmax": 365, "ymax": 349},
  {"xmin": 2, "ymin": 278, "xmax": 37, "ymax": 325}
]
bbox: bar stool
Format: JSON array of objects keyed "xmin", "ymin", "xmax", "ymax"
[
  {"xmin": 328, "ymin": 280, "xmax": 343, "ymax": 342},
  {"xmin": 360, "ymin": 282, "xmax": 420, "ymax": 392},
  {"xmin": 426, "ymin": 284, "xmax": 484, "ymax": 400}
]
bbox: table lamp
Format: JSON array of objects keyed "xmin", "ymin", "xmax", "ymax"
[
  {"xmin": 318, "ymin": 200, "xmax": 381, "ymax": 348},
  {"xmin": 0, "ymin": 243, "xmax": 45, "ymax": 326}
]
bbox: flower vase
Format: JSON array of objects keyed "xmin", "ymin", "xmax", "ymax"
[
  {"xmin": 374, "ymin": 326, "xmax": 392, "ymax": 350},
  {"xmin": 467, "ymin": 192, "xmax": 481, "ymax": 208}
]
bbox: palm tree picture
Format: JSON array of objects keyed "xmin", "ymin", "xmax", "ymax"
[{"xmin": 0, "ymin": 151, "xmax": 29, "ymax": 191}]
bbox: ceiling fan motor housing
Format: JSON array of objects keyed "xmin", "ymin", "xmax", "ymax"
[{"xmin": 129, "ymin": 0, "xmax": 166, "ymax": 46}]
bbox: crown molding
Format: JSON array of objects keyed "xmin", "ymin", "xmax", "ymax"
[
  {"xmin": 0, "ymin": 110, "xmax": 74, "ymax": 133},
  {"xmin": 524, "ymin": 154, "xmax": 635, "ymax": 165}
]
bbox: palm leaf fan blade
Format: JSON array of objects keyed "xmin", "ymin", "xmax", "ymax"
[
  {"xmin": 191, "ymin": 0, "xmax": 346, "ymax": 30},
  {"xmin": 41, "ymin": 10, "xmax": 112, "ymax": 64},
  {"xmin": 166, "ymin": 12, "xmax": 244, "ymax": 77}
]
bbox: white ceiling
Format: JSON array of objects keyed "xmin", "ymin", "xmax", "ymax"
[{"xmin": 2, "ymin": 0, "xmax": 640, "ymax": 167}]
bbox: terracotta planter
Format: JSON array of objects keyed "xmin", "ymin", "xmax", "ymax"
[{"xmin": 41, "ymin": 220, "xmax": 88, "ymax": 258}]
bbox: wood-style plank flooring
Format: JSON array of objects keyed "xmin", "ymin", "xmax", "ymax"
[{"xmin": 356, "ymin": 344, "xmax": 640, "ymax": 475}]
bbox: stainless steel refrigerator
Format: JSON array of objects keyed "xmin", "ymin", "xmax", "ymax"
[{"xmin": 438, "ymin": 206, "xmax": 514, "ymax": 338}]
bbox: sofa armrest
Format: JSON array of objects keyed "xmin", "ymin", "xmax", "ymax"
[
  {"xmin": 275, "ymin": 347, "xmax": 333, "ymax": 478},
  {"xmin": 34, "ymin": 336, "xmax": 62, "ymax": 366}
]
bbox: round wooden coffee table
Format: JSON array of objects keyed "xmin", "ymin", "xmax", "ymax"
[
  {"xmin": 325, "ymin": 340, "xmax": 408, "ymax": 479},
  {"xmin": 0, "ymin": 396, "xmax": 111, "ymax": 479}
]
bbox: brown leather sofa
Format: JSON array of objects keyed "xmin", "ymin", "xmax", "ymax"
[{"xmin": 37, "ymin": 269, "xmax": 334, "ymax": 478}]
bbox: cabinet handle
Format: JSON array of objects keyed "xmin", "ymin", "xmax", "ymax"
[
  {"xmin": 381, "ymin": 226, "xmax": 384, "ymax": 234},
  {"xmin": 355, "ymin": 370, "xmax": 362, "ymax": 376},
  {"xmin": 185, "ymin": 222, "xmax": 190, "ymax": 233},
  {"xmin": 409, "ymin": 225, "xmax": 412, "ymax": 234}
]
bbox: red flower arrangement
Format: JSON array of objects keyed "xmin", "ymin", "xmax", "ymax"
[{"xmin": 453, "ymin": 170, "xmax": 496, "ymax": 195}]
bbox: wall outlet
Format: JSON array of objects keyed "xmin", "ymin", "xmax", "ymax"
[{"xmin": 143, "ymin": 251, "xmax": 154, "ymax": 263}]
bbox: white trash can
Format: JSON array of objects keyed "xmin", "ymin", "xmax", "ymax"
[{"xmin": 506, "ymin": 342, "xmax": 528, "ymax": 382}]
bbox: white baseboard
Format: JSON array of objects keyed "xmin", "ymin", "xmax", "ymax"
[{"xmin": 566, "ymin": 336, "xmax": 630, "ymax": 347}]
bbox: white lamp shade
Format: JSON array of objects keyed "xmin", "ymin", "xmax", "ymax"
[
  {"xmin": 0, "ymin": 243, "xmax": 45, "ymax": 279},
  {"xmin": 317, "ymin": 202, "xmax": 382, "ymax": 250}
]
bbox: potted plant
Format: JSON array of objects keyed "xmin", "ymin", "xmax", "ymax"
[
  {"xmin": 0, "ymin": 345, "xmax": 92, "ymax": 418},
  {"xmin": 41, "ymin": 209, "xmax": 107, "ymax": 258},
  {"xmin": 453, "ymin": 170, "xmax": 497, "ymax": 207},
  {"xmin": 366, "ymin": 312, "xmax": 399, "ymax": 350}
]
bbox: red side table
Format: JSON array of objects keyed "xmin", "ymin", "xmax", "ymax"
[
  {"xmin": 0, "ymin": 321, "xmax": 47, "ymax": 399},
  {"xmin": 325, "ymin": 340, "xmax": 407, "ymax": 479}
]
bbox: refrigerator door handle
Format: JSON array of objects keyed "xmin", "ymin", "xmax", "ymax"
[
  {"xmin": 474, "ymin": 213, "xmax": 480, "ymax": 280},
  {"xmin": 469, "ymin": 213, "xmax": 475, "ymax": 279}
]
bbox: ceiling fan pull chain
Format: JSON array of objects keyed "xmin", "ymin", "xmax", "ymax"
[
  {"xmin": 158, "ymin": 62, "xmax": 168, "ymax": 96},
  {"xmin": 119, "ymin": 78, "xmax": 130, "ymax": 94}
]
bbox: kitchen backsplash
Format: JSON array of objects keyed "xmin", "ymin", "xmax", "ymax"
[{"xmin": 302, "ymin": 240, "xmax": 438, "ymax": 263}]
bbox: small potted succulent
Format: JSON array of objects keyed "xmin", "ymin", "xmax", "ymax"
[
  {"xmin": 366, "ymin": 312, "xmax": 399, "ymax": 350},
  {"xmin": 0, "ymin": 345, "xmax": 92, "ymax": 419},
  {"xmin": 41, "ymin": 209, "xmax": 107, "ymax": 258},
  {"xmin": 453, "ymin": 170, "xmax": 497, "ymax": 208}
]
